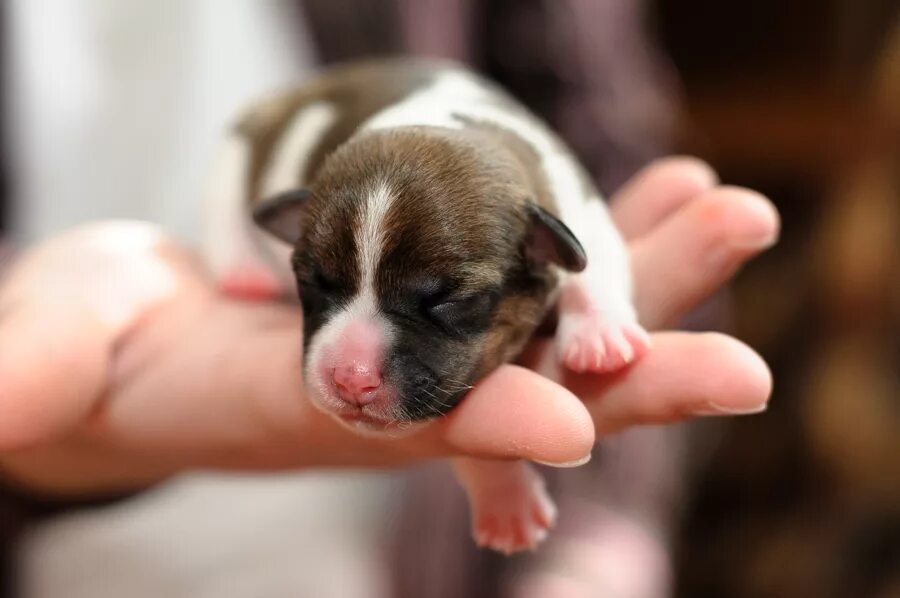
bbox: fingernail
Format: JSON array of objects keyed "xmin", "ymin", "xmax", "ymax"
[
  {"xmin": 727, "ymin": 188, "xmax": 781, "ymax": 250},
  {"xmin": 535, "ymin": 452, "xmax": 592, "ymax": 468},
  {"xmin": 694, "ymin": 401, "xmax": 768, "ymax": 416},
  {"xmin": 732, "ymin": 231, "xmax": 779, "ymax": 251}
]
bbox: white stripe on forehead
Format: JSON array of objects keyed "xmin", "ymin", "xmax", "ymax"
[
  {"xmin": 357, "ymin": 180, "xmax": 394, "ymax": 300},
  {"xmin": 305, "ymin": 182, "xmax": 396, "ymax": 404}
]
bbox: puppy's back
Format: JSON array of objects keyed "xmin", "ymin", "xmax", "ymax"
[{"xmin": 231, "ymin": 58, "xmax": 476, "ymax": 205}]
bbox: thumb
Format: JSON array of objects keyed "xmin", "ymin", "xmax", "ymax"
[
  {"xmin": 438, "ymin": 364, "xmax": 596, "ymax": 466},
  {"xmin": 0, "ymin": 301, "xmax": 110, "ymax": 450}
]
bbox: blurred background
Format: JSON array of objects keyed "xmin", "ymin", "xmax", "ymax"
[{"xmin": 1, "ymin": 1, "xmax": 898, "ymax": 597}]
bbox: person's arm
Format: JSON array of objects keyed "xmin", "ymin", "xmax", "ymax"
[{"xmin": 0, "ymin": 157, "xmax": 777, "ymax": 496}]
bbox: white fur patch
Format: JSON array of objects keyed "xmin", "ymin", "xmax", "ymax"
[
  {"xmin": 260, "ymin": 101, "xmax": 338, "ymax": 197},
  {"xmin": 362, "ymin": 71, "xmax": 489, "ymax": 131},
  {"xmin": 357, "ymin": 181, "xmax": 393, "ymax": 297}
]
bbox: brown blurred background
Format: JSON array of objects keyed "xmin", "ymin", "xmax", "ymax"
[{"xmin": 660, "ymin": 2, "xmax": 900, "ymax": 597}]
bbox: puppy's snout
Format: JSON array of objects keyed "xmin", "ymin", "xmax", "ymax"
[
  {"xmin": 333, "ymin": 363, "xmax": 382, "ymax": 406},
  {"xmin": 326, "ymin": 318, "xmax": 385, "ymax": 406}
]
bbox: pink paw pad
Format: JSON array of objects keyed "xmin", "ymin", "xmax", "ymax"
[
  {"xmin": 219, "ymin": 264, "xmax": 282, "ymax": 301},
  {"xmin": 557, "ymin": 314, "xmax": 651, "ymax": 374},
  {"xmin": 469, "ymin": 466, "xmax": 557, "ymax": 555}
]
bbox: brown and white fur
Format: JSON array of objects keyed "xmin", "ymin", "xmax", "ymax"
[{"xmin": 202, "ymin": 58, "xmax": 650, "ymax": 554}]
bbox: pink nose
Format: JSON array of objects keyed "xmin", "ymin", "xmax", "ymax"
[{"xmin": 333, "ymin": 364, "xmax": 382, "ymax": 406}]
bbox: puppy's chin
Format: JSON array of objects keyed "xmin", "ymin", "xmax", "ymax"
[{"xmin": 305, "ymin": 386, "xmax": 432, "ymax": 438}]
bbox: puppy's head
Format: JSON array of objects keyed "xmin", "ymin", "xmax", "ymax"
[{"xmin": 255, "ymin": 128, "xmax": 584, "ymax": 433}]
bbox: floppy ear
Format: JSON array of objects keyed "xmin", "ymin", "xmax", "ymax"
[
  {"xmin": 525, "ymin": 203, "xmax": 587, "ymax": 272},
  {"xmin": 252, "ymin": 188, "xmax": 311, "ymax": 245}
]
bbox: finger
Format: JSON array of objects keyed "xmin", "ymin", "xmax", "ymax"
[
  {"xmin": 610, "ymin": 156, "xmax": 719, "ymax": 240},
  {"xmin": 438, "ymin": 365, "xmax": 596, "ymax": 466},
  {"xmin": 630, "ymin": 186, "xmax": 780, "ymax": 328},
  {"xmin": 0, "ymin": 301, "xmax": 110, "ymax": 450},
  {"xmin": 523, "ymin": 332, "xmax": 772, "ymax": 436},
  {"xmin": 262, "ymin": 362, "xmax": 595, "ymax": 470}
]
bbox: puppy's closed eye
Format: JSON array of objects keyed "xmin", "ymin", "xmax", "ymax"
[
  {"xmin": 293, "ymin": 260, "xmax": 343, "ymax": 292},
  {"xmin": 295, "ymin": 266, "xmax": 349, "ymax": 314},
  {"xmin": 312, "ymin": 269, "xmax": 342, "ymax": 293},
  {"xmin": 426, "ymin": 293, "xmax": 495, "ymax": 336}
]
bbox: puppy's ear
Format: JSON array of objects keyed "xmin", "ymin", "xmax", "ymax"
[
  {"xmin": 525, "ymin": 204, "xmax": 587, "ymax": 272},
  {"xmin": 253, "ymin": 188, "xmax": 311, "ymax": 244}
]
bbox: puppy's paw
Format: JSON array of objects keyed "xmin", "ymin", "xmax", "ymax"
[
  {"xmin": 465, "ymin": 463, "xmax": 557, "ymax": 555},
  {"xmin": 557, "ymin": 311, "xmax": 650, "ymax": 373},
  {"xmin": 454, "ymin": 461, "xmax": 557, "ymax": 554},
  {"xmin": 219, "ymin": 263, "xmax": 282, "ymax": 300}
]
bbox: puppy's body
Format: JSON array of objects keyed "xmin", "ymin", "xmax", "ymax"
[{"xmin": 204, "ymin": 58, "xmax": 648, "ymax": 553}]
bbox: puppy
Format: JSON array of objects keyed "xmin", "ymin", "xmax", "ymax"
[{"xmin": 203, "ymin": 58, "xmax": 650, "ymax": 554}]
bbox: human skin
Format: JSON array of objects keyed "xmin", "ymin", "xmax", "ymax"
[{"xmin": 0, "ymin": 157, "xmax": 778, "ymax": 496}]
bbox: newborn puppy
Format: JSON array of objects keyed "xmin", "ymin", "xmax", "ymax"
[{"xmin": 203, "ymin": 58, "xmax": 650, "ymax": 554}]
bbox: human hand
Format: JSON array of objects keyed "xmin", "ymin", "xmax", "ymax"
[
  {"xmin": 0, "ymin": 157, "xmax": 777, "ymax": 495},
  {"xmin": 520, "ymin": 156, "xmax": 779, "ymax": 435}
]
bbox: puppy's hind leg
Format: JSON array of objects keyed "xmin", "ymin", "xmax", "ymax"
[
  {"xmin": 202, "ymin": 135, "xmax": 284, "ymax": 300},
  {"xmin": 453, "ymin": 458, "xmax": 556, "ymax": 554}
]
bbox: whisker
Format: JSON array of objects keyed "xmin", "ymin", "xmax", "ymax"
[{"xmin": 418, "ymin": 387, "xmax": 455, "ymax": 412}]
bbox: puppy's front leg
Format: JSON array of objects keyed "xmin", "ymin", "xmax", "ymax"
[
  {"xmin": 556, "ymin": 200, "xmax": 651, "ymax": 373},
  {"xmin": 452, "ymin": 458, "xmax": 556, "ymax": 554}
]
